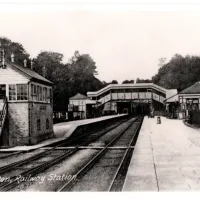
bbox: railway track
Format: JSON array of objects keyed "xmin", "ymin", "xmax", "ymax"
[
  {"xmin": 0, "ymin": 116, "xmax": 133, "ymax": 191},
  {"xmin": 57, "ymin": 117, "xmax": 143, "ymax": 192}
]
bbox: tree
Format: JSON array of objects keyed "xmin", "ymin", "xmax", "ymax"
[
  {"xmin": 152, "ymin": 54, "xmax": 200, "ymax": 91},
  {"xmin": 136, "ymin": 78, "xmax": 152, "ymax": 83},
  {"xmin": 33, "ymin": 50, "xmax": 104, "ymax": 110},
  {"xmin": 0, "ymin": 37, "xmax": 30, "ymax": 66},
  {"xmin": 111, "ymin": 80, "xmax": 118, "ymax": 84},
  {"xmin": 33, "ymin": 51, "xmax": 64, "ymax": 80},
  {"xmin": 122, "ymin": 79, "xmax": 134, "ymax": 84}
]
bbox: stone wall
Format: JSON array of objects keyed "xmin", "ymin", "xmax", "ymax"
[
  {"xmin": 8, "ymin": 102, "xmax": 29, "ymax": 146},
  {"xmin": 7, "ymin": 102, "xmax": 54, "ymax": 146},
  {"xmin": 29, "ymin": 102, "xmax": 54, "ymax": 144}
]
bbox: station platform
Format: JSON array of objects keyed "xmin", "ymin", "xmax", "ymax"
[
  {"xmin": 0, "ymin": 114, "xmax": 126, "ymax": 152},
  {"xmin": 123, "ymin": 116, "xmax": 200, "ymax": 191}
]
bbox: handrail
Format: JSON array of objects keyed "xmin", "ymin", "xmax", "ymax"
[{"xmin": 0, "ymin": 97, "xmax": 8, "ymax": 136}]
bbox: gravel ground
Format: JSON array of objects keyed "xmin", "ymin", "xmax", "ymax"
[
  {"xmin": 91, "ymin": 118, "xmax": 136, "ymax": 147},
  {"xmin": 69, "ymin": 150, "xmax": 125, "ymax": 191}
]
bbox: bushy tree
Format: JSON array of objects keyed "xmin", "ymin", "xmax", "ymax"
[
  {"xmin": 136, "ymin": 78, "xmax": 152, "ymax": 83},
  {"xmin": 33, "ymin": 51, "xmax": 104, "ymax": 110},
  {"xmin": 152, "ymin": 54, "xmax": 200, "ymax": 91},
  {"xmin": 111, "ymin": 80, "xmax": 118, "ymax": 84},
  {"xmin": 122, "ymin": 79, "xmax": 134, "ymax": 84},
  {"xmin": 0, "ymin": 37, "xmax": 30, "ymax": 66}
]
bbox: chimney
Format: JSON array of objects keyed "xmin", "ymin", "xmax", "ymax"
[
  {"xmin": 2, "ymin": 49, "xmax": 5, "ymax": 67},
  {"xmin": 11, "ymin": 53, "xmax": 14, "ymax": 63},
  {"xmin": 30, "ymin": 59, "xmax": 33, "ymax": 70},
  {"xmin": 23, "ymin": 59, "xmax": 27, "ymax": 67}
]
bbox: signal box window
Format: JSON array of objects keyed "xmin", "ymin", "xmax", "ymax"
[
  {"xmin": 17, "ymin": 84, "xmax": 28, "ymax": 100},
  {"xmin": 37, "ymin": 119, "xmax": 41, "ymax": 131},
  {"xmin": 9, "ymin": 85, "xmax": 16, "ymax": 100},
  {"xmin": 46, "ymin": 119, "xmax": 49, "ymax": 130}
]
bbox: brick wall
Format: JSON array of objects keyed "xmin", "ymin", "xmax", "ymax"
[{"xmin": 29, "ymin": 102, "xmax": 54, "ymax": 144}]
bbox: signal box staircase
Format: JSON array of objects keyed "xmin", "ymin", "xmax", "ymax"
[{"xmin": 0, "ymin": 98, "xmax": 9, "ymax": 147}]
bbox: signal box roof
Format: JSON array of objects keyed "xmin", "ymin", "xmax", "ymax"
[{"xmin": 9, "ymin": 62, "xmax": 53, "ymax": 86}]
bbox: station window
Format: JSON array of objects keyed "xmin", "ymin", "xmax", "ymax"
[
  {"xmin": 17, "ymin": 84, "xmax": 28, "ymax": 100},
  {"xmin": 132, "ymin": 89, "xmax": 138, "ymax": 93},
  {"xmin": 147, "ymin": 89, "xmax": 152, "ymax": 92},
  {"xmin": 44, "ymin": 87, "xmax": 48, "ymax": 102},
  {"xmin": 9, "ymin": 84, "xmax": 16, "ymax": 101},
  {"xmin": 42, "ymin": 87, "xmax": 45, "ymax": 101},
  {"xmin": 138, "ymin": 88, "xmax": 147, "ymax": 92},
  {"xmin": 37, "ymin": 119, "xmax": 41, "ymax": 131},
  {"xmin": 46, "ymin": 119, "xmax": 49, "ymax": 130},
  {"xmin": 36, "ymin": 86, "xmax": 39, "ymax": 101},
  {"xmin": 31, "ymin": 84, "xmax": 37, "ymax": 101},
  {"xmin": 111, "ymin": 89, "xmax": 118, "ymax": 93},
  {"xmin": 47, "ymin": 88, "xmax": 50, "ymax": 103},
  {"xmin": 47, "ymin": 88, "xmax": 53, "ymax": 103},
  {"xmin": 116, "ymin": 89, "xmax": 124, "ymax": 93},
  {"xmin": 39, "ymin": 86, "xmax": 42, "ymax": 101},
  {"xmin": 124, "ymin": 89, "xmax": 132, "ymax": 93}
]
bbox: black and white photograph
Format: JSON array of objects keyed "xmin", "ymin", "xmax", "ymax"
[{"xmin": 1, "ymin": 0, "xmax": 200, "ymax": 195}]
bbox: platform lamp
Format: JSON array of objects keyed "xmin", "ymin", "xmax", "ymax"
[{"xmin": 11, "ymin": 53, "xmax": 15, "ymax": 63}]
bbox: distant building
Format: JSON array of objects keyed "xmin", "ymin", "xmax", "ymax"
[
  {"xmin": 0, "ymin": 60, "xmax": 53, "ymax": 147},
  {"xmin": 69, "ymin": 93, "xmax": 97, "ymax": 119},
  {"xmin": 179, "ymin": 81, "xmax": 200, "ymax": 118}
]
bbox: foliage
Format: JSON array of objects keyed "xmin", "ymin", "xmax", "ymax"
[
  {"xmin": 136, "ymin": 78, "xmax": 151, "ymax": 83},
  {"xmin": 111, "ymin": 80, "xmax": 118, "ymax": 84},
  {"xmin": 33, "ymin": 51, "xmax": 104, "ymax": 110},
  {"xmin": 0, "ymin": 37, "xmax": 30, "ymax": 66},
  {"xmin": 152, "ymin": 54, "xmax": 200, "ymax": 91},
  {"xmin": 122, "ymin": 79, "xmax": 134, "ymax": 84}
]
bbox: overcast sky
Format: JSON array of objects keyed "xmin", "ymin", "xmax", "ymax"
[{"xmin": 1, "ymin": 4, "xmax": 200, "ymax": 83}]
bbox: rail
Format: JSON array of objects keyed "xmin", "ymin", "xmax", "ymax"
[
  {"xmin": 0, "ymin": 117, "xmax": 130, "ymax": 191},
  {"xmin": 57, "ymin": 117, "xmax": 142, "ymax": 191},
  {"xmin": 0, "ymin": 97, "xmax": 8, "ymax": 137}
]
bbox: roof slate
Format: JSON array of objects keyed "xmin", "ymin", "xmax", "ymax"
[
  {"xmin": 179, "ymin": 82, "xmax": 200, "ymax": 94},
  {"xmin": 8, "ymin": 62, "xmax": 52, "ymax": 85},
  {"xmin": 69, "ymin": 93, "xmax": 88, "ymax": 100}
]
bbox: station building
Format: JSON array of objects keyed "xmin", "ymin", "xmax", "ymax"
[
  {"xmin": 69, "ymin": 83, "xmax": 177, "ymax": 118},
  {"xmin": 69, "ymin": 93, "xmax": 97, "ymax": 120},
  {"xmin": 164, "ymin": 81, "xmax": 200, "ymax": 119},
  {"xmin": 178, "ymin": 81, "xmax": 200, "ymax": 118},
  {"xmin": 0, "ymin": 59, "xmax": 53, "ymax": 147}
]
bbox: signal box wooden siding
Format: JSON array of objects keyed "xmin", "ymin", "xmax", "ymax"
[{"xmin": 0, "ymin": 62, "xmax": 53, "ymax": 147}]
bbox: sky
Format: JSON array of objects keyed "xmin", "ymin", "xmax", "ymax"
[{"xmin": 1, "ymin": 2, "xmax": 200, "ymax": 83}]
